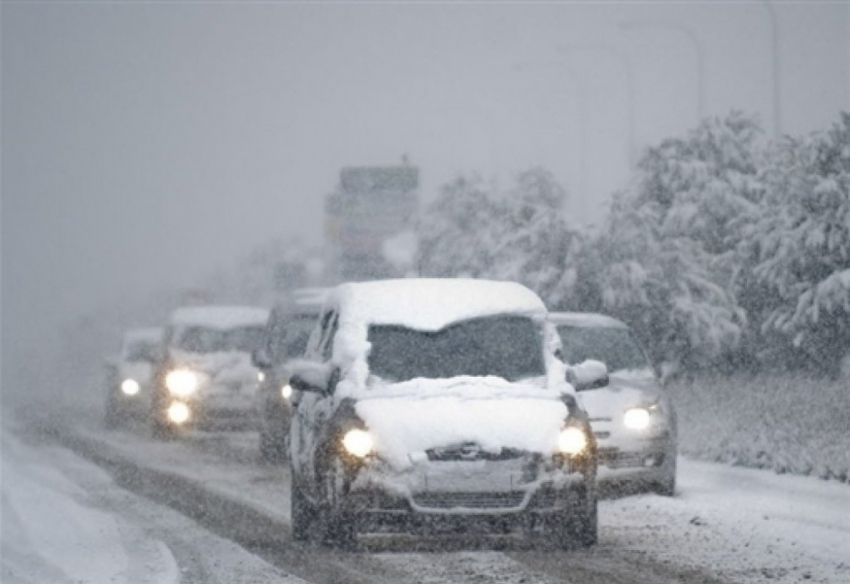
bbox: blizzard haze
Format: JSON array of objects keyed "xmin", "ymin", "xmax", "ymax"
[{"xmin": 2, "ymin": 2, "xmax": 848, "ymax": 408}]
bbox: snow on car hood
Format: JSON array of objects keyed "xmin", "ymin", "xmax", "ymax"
[
  {"xmin": 577, "ymin": 369, "xmax": 662, "ymax": 419},
  {"xmin": 354, "ymin": 376, "xmax": 569, "ymax": 471},
  {"xmin": 171, "ymin": 350, "xmax": 258, "ymax": 386}
]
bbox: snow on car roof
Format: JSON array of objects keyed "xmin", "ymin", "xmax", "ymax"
[
  {"xmin": 331, "ymin": 279, "xmax": 546, "ymax": 331},
  {"xmin": 123, "ymin": 327, "xmax": 163, "ymax": 342},
  {"xmin": 548, "ymin": 311, "xmax": 629, "ymax": 329},
  {"xmin": 169, "ymin": 306, "xmax": 269, "ymax": 329}
]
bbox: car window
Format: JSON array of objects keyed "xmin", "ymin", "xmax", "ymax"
[
  {"xmin": 557, "ymin": 325, "xmax": 651, "ymax": 372},
  {"xmin": 174, "ymin": 325, "xmax": 264, "ymax": 353},
  {"xmin": 367, "ymin": 315, "xmax": 545, "ymax": 383},
  {"xmin": 320, "ymin": 312, "xmax": 339, "ymax": 361}
]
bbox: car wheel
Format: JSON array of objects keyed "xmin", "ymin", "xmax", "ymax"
[
  {"xmin": 544, "ymin": 495, "xmax": 598, "ymax": 549},
  {"xmin": 290, "ymin": 475, "xmax": 315, "ymax": 542},
  {"xmin": 654, "ymin": 473, "xmax": 676, "ymax": 497},
  {"xmin": 319, "ymin": 456, "xmax": 356, "ymax": 549},
  {"xmin": 259, "ymin": 429, "xmax": 288, "ymax": 462}
]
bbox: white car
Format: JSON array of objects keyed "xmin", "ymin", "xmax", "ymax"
[
  {"xmin": 104, "ymin": 327, "xmax": 163, "ymax": 428},
  {"xmin": 550, "ymin": 312, "xmax": 678, "ymax": 496},
  {"xmin": 149, "ymin": 305, "xmax": 269, "ymax": 437},
  {"xmin": 288, "ymin": 279, "xmax": 600, "ymax": 548}
]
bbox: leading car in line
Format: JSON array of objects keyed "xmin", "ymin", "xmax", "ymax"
[{"xmin": 288, "ymin": 279, "xmax": 600, "ymax": 548}]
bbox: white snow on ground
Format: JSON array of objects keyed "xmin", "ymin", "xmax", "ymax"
[
  {"xmin": 75, "ymin": 426, "xmax": 850, "ymax": 584},
  {"xmin": 605, "ymin": 458, "xmax": 850, "ymax": 584},
  {"xmin": 1, "ymin": 431, "xmax": 179, "ymax": 584},
  {"xmin": 0, "ymin": 429, "xmax": 306, "ymax": 584}
]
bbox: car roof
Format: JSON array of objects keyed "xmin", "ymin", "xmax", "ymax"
[
  {"xmin": 328, "ymin": 278, "xmax": 546, "ymax": 331},
  {"xmin": 548, "ymin": 311, "xmax": 629, "ymax": 330},
  {"xmin": 169, "ymin": 305, "xmax": 270, "ymax": 329}
]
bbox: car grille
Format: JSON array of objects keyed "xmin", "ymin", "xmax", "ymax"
[
  {"xmin": 426, "ymin": 443, "xmax": 523, "ymax": 461},
  {"xmin": 412, "ymin": 491, "xmax": 526, "ymax": 510}
]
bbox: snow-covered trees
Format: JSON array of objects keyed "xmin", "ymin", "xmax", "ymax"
[
  {"xmin": 418, "ymin": 112, "xmax": 848, "ymax": 376},
  {"xmin": 739, "ymin": 113, "xmax": 850, "ymax": 375}
]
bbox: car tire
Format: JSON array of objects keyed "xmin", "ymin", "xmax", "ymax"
[
  {"xmin": 654, "ymin": 474, "xmax": 676, "ymax": 497},
  {"xmin": 259, "ymin": 429, "xmax": 288, "ymax": 463},
  {"xmin": 291, "ymin": 475, "xmax": 315, "ymax": 542},
  {"xmin": 545, "ymin": 495, "xmax": 598, "ymax": 549}
]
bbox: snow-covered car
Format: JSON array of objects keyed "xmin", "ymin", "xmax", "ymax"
[
  {"xmin": 103, "ymin": 327, "xmax": 163, "ymax": 428},
  {"xmin": 149, "ymin": 306, "xmax": 269, "ymax": 437},
  {"xmin": 288, "ymin": 279, "xmax": 599, "ymax": 548},
  {"xmin": 252, "ymin": 288, "xmax": 327, "ymax": 461},
  {"xmin": 550, "ymin": 312, "xmax": 678, "ymax": 495}
]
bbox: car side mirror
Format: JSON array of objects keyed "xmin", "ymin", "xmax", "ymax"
[
  {"xmin": 252, "ymin": 348, "xmax": 272, "ymax": 370},
  {"xmin": 288, "ymin": 359, "xmax": 333, "ymax": 394},
  {"xmin": 567, "ymin": 359, "xmax": 609, "ymax": 391}
]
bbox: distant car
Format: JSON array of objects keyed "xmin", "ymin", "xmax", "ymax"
[
  {"xmin": 104, "ymin": 327, "xmax": 163, "ymax": 428},
  {"xmin": 288, "ymin": 279, "xmax": 599, "ymax": 548},
  {"xmin": 252, "ymin": 288, "xmax": 327, "ymax": 461},
  {"xmin": 149, "ymin": 305, "xmax": 269, "ymax": 438},
  {"xmin": 550, "ymin": 312, "xmax": 677, "ymax": 496}
]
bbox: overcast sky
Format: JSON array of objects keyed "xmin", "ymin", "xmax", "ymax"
[{"xmin": 2, "ymin": 1, "xmax": 848, "ymax": 388}]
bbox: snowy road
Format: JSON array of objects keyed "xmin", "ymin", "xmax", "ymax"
[{"xmin": 4, "ymin": 421, "xmax": 849, "ymax": 584}]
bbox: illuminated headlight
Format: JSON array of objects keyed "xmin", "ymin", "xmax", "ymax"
[
  {"xmin": 257, "ymin": 371, "xmax": 265, "ymax": 383},
  {"xmin": 342, "ymin": 429, "xmax": 373, "ymax": 458},
  {"xmin": 165, "ymin": 369, "xmax": 199, "ymax": 398},
  {"xmin": 167, "ymin": 402, "xmax": 191, "ymax": 424},
  {"xmin": 281, "ymin": 384, "xmax": 292, "ymax": 400},
  {"xmin": 624, "ymin": 408, "xmax": 651, "ymax": 430},
  {"xmin": 120, "ymin": 378, "xmax": 140, "ymax": 396},
  {"xmin": 558, "ymin": 427, "xmax": 588, "ymax": 456}
]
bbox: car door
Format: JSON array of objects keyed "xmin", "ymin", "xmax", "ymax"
[{"xmin": 292, "ymin": 309, "xmax": 338, "ymax": 496}]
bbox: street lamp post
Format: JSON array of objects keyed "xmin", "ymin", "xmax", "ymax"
[{"xmin": 618, "ymin": 20, "xmax": 706, "ymax": 124}]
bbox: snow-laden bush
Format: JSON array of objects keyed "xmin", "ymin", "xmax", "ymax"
[{"xmin": 670, "ymin": 373, "xmax": 850, "ymax": 483}]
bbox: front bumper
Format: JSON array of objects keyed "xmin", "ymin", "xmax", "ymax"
[
  {"xmin": 334, "ymin": 454, "xmax": 595, "ymax": 533},
  {"xmin": 594, "ymin": 435, "xmax": 676, "ymax": 488}
]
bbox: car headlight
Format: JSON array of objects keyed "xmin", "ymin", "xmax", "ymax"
[
  {"xmin": 167, "ymin": 401, "xmax": 191, "ymax": 424},
  {"xmin": 624, "ymin": 407, "xmax": 651, "ymax": 430},
  {"xmin": 558, "ymin": 427, "xmax": 588, "ymax": 456},
  {"xmin": 257, "ymin": 371, "xmax": 265, "ymax": 383},
  {"xmin": 120, "ymin": 378, "xmax": 140, "ymax": 396},
  {"xmin": 281, "ymin": 384, "xmax": 292, "ymax": 400},
  {"xmin": 165, "ymin": 369, "xmax": 199, "ymax": 398},
  {"xmin": 342, "ymin": 429, "xmax": 373, "ymax": 458}
]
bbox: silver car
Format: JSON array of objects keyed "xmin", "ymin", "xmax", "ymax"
[{"xmin": 550, "ymin": 312, "xmax": 677, "ymax": 496}]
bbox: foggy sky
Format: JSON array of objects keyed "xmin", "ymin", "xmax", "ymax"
[{"xmin": 2, "ymin": 2, "xmax": 848, "ymax": 395}]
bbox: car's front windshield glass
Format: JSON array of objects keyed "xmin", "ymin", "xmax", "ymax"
[
  {"xmin": 125, "ymin": 340, "xmax": 159, "ymax": 362},
  {"xmin": 272, "ymin": 315, "xmax": 316, "ymax": 361},
  {"xmin": 367, "ymin": 315, "xmax": 545, "ymax": 383},
  {"xmin": 176, "ymin": 325, "xmax": 264, "ymax": 353},
  {"xmin": 557, "ymin": 325, "xmax": 650, "ymax": 372}
]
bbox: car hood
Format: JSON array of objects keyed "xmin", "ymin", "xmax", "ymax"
[
  {"xmin": 118, "ymin": 362, "xmax": 153, "ymax": 385},
  {"xmin": 354, "ymin": 376, "xmax": 568, "ymax": 471},
  {"xmin": 577, "ymin": 369, "xmax": 662, "ymax": 419},
  {"xmin": 171, "ymin": 350, "xmax": 258, "ymax": 386}
]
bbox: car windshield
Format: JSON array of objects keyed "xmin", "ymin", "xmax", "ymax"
[
  {"xmin": 367, "ymin": 315, "xmax": 545, "ymax": 383},
  {"xmin": 557, "ymin": 325, "xmax": 650, "ymax": 373},
  {"xmin": 270, "ymin": 314, "xmax": 316, "ymax": 362},
  {"xmin": 124, "ymin": 340, "xmax": 159, "ymax": 362},
  {"xmin": 175, "ymin": 325, "xmax": 264, "ymax": 353}
]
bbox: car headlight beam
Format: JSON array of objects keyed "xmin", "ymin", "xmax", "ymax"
[
  {"xmin": 342, "ymin": 429, "xmax": 373, "ymax": 458},
  {"xmin": 120, "ymin": 378, "xmax": 140, "ymax": 396},
  {"xmin": 281, "ymin": 384, "xmax": 292, "ymax": 400},
  {"xmin": 165, "ymin": 369, "xmax": 199, "ymax": 398},
  {"xmin": 624, "ymin": 407, "xmax": 651, "ymax": 430},
  {"xmin": 558, "ymin": 427, "xmax": 588, "ymax": 456},
  {"xmin": 167, "ymin": 402, "xmax": 191, "ymax": 424}
]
